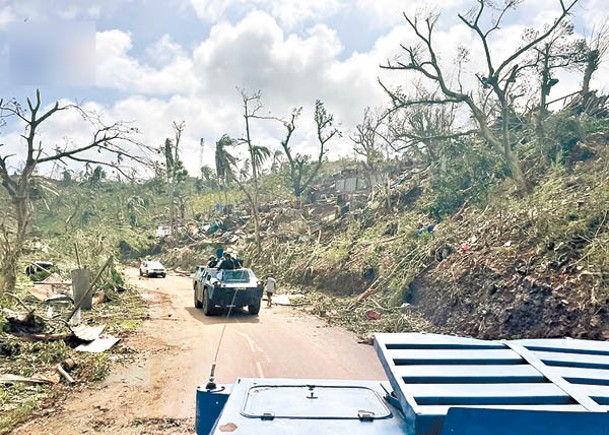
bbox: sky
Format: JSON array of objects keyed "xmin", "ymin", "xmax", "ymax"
[{"xmin": 0, "ymin": 0, "xmax": 607, "ymax": 177}]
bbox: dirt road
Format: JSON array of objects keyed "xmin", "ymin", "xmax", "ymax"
[{"xmin": 14, "ymin": 270, "xmax": 385, "ymax": 434}]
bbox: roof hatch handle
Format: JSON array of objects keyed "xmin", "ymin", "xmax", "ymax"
[
  {"xmin": 261, "ymin": 412, "xmax": 275, "ymax": 421},
  {"xmin": 306, "ymin": 385, "xmax": 318, "ymax": 399},
  {"xmin": 357, "ymin": 410, "xmax": 375, "ymax": 422}
]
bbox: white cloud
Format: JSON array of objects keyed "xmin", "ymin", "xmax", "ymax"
[
  {"xmin": 145, "ymin": 35, "xmax": 187, "ymax": 67},
  {"xmin": 355, "ymin": 0, "xmax": 469, "ymax": 28},
  {"xmin": 188, "ymin": 0, "xmax": 344, "ymax": 28},
  {"xmin": 0, "ymin": 7, "xmax": 16, "ymax": 29},
  {"xmin": 192, "ymin": 11, "xmax": 345, "ymax": 103},
  {"xmin": 4, "ymin": 0, "xmax": 609, "ymax": 179},
  {"xmin": 96, "ymin": 30, "xmax": 197, "ymax": 96}
]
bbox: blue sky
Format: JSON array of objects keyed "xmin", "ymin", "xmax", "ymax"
[{"xmin": 0, "ymin": 0, "xmax": 607, "ymax": 176}]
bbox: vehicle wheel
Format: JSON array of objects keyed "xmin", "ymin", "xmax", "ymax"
[
  {"xmin": 202, "ymin": 288, "xmax": 214, "ymax": 316},
  {"xmin": 248, "ymin": 299, "xmax": 261, "ymax": 315},
  {"xmin": 194, "ymin": 286, "xmax": 203, "ymax": 309},
  {"xmin": 160, "ymin": 273, "xmax": 166, "ymax": 278},
  {"xmin": 139, "ymin": 269, "xmax": 143, "ymax": 276}
]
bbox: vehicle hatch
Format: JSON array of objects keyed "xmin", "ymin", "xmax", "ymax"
[{"xmin": 241, "ymin": 384, "xmax": 391, "ymax": 420}]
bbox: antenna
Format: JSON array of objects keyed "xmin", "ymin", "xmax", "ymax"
[
  {"xmin": 199, "ymin": 138, "xmax": 205, "ymax": 170},
  {"xmin": 205, "ymin": 282, "xmax": 239, "ymax": 390}
]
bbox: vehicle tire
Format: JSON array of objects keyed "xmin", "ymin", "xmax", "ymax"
[
  {"xmin": 248, "ymin": 299, "xmax": 261, "ymax": 316},
  {"xmin": 194, "ymin": 286, "xmax": 203, "ymax": 309},
  {"xmin": 202, "ymin": 287, "xmax": 214, "ymax": 316},
  {"xmin": 160, "ymin": 273, "xmax": 166, "ymax": 278},
  {"xmin": 139, "ymin": 269, "xmax": 143, "ymax": 277}
]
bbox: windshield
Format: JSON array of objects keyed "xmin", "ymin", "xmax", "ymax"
[
  {"xmin": 147, "ymin": 262, "xmax": 164, "ymax": 268},
  {"xmin": 222, "ymin": 269, "xmax": 253, "ymax": 283}
]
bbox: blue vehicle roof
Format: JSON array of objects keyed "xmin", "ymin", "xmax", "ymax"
[
  {"xmin": 198, "ymin": 333, "xmax": 609, "ymax": 435},
  {"xmin": 374, "ymin": 332, "xmax": 609, "ymax": 434},
  {"xmin": 206, "ymin": 378, "xmax": 409, "ymax": 435}
]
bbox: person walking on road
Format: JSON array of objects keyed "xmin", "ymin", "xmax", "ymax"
[{"xmin": 265, "ymin": 275, "xmax": 276, "ymax": 307}]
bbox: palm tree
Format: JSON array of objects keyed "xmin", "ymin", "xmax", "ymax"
[
  {"xmin": 215, "ymin": 134, "xmax": 238, "ymax": 209},
  {"xmin": 270, "ymin": 150, "xmax": 285, "ymax": 174},
  {"xmin": 215, "ymin": 134, "xmax": 237, "ymax": 184},
  {"xmin": 199, "ymin": 165, "xmax": 219, "ymax": 190},
  {"xmin": 251, "ymin": 145, "xmax": 271, "ymax": 177}
]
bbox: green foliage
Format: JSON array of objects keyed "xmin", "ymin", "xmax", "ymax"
[
  {"xmin": 99, "ymin": 267, "xmax": 126, "ymax": 291},
  {"xmin": 516, "ymin": 165, "xmax": 605, "ymax": 244},
  {"xmin": 544, "ymin": 113, "xmax": 585, "ymax": 163},
  {"xmin": 0, "ymin": 384, "xmax": 45, "ymax": 435},
  {"xmin": 427, "ymin": 138, "xmax": 505, "ymax": 219},
  {"xmin": 307, "ymin": 293, "xmax": 434, "ymax": 337},
  {"xmin": 78, "ymin": 353, "xmax": 111, "ymax": 381},
  {"xmin": 215, "ymin": 134, "xmax": 238, "ymax": 184},
  {"xmin": 86, "ymin": 165, "xmax": 107, "ymax": 185},
  {"xmin": 257, "ymin": 173, "xmax": 294, "ymax": 202},
  {"xmin": 581, "ymin": 114, "xmax": 609, "ymax": 135}
]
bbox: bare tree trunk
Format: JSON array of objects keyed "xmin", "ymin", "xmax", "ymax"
[
  {"xmin": 0, "ymin": 89, "xmax": 148, "ymax": 297},
  {"xmin": 467, "ymin": 98, "xmax": 526, "ymax": 188},
  {"xmin": 243, "ymin": 95, "xmax": 262, "ymax": 251},
  {"xmin": 1, "ymin": 195, "xmax": 29, "ymax": 295}
]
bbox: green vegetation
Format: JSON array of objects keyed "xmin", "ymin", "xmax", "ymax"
[
  {"xmin": 1, "ymin": 2, "xmax": 609, "ymax": 430},
  {"xmin": 0, "ymin": 283, "xmax": 144, "ymax": 434}
]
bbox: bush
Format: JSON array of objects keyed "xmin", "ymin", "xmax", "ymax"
[
  {"xmin": 427, "ymin": 138, "xmax": 505, "ymax": 219},
  {"xmin": 544, "ymin": 113, "xmax": 584, "ymax": 163}
]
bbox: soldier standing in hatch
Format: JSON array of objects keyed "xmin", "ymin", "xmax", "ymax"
[{"xmin": 265, "ymin": 275, "xmax": 276, "ymax": 308}]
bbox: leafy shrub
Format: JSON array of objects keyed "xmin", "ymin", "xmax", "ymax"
[
  {"xmin": 544, "ymin": 113, "xmax": 584, "ymax": 163},
  {"xmin": 427, "ymin": 138, "xmax": 505, "ymax": 219}
]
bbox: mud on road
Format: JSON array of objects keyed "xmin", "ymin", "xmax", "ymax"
[{"xmin": 13, "ymin": 269, "xmax": 385, "ymax": 435}]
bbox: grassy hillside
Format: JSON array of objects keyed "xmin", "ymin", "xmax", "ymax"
[
  {"xmin": 250, "ymin": 134, "xmax": 609, "ymax": 340},
  {"xmin": 9, "ymin": 122, "xmax": 609, "ymax": 341}
]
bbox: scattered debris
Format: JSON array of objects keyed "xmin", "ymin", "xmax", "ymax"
[
  {"xmin": 366, "ymin": 309, "xmax": 382, "ymax": 320},
  {"xmin": 70, "ymin": 324, "xmax": 106, "ymax": 342},
  {"xmin": 173, "ymin": 268, "xmax": 191, "ymax": 277},
  {"xmin": 0, "ymin": 373, "xmax": 60, "ymax": 385},
  {"xmin": 75, "ymin": 335, "xmax": 120, "ymax": 353},
  {"xmin": 55, "ymin": 363, "xmax": 75, "ymax": 384},
  {"xmin": 2, "ymin": 308, "xmax": 36, "ymax": 328},
  {"xmin": 92, "ymin": 290, "xmax": 106, "ymax": 306},
  {"xmin": 271, "ymin": 294, "xmax": 306, "ymax": 306},
  {"xmin": 33, "ymin": 273, "xmax": 72, "ymax": 298}
]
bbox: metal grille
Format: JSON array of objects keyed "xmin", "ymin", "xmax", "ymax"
[{"xmin": 374, "ymin": 332, "xmax": 609, "ymax": 419}]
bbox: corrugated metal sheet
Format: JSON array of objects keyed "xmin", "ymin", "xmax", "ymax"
[{"xmin": 374, "ymin": 332, "xmax": 609, "ymax": 433}]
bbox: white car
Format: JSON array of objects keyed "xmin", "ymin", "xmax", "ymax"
[{"xmin": 139, "ymin": 260, "xmax": 166, "ymax": 278}]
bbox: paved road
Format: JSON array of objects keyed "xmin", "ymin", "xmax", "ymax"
[{"xmin": 14, "ymin": 269, "xmax": 385, "ymax": 434}]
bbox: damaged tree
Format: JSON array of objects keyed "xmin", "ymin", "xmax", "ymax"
[
  {"xmin": 213, "ymin": 90, "xmax": 272, "ymax": 251},
  {"xmin": 351, "ymin": 107, "xmax": 388, "ymax": 192},
  {"xmin": 163, "ymin": 121, "xmax": 189, "ymax": 232},
  {"xmin": 0, "ymin": 89, "xmax": 148, "ymax": 297},
  {"xmin": 381, "ymin": 0, "xmax": 580, "ymax": 188},
  {"xmin": 238, "ymin": 89, "xmax": 272, "ymax": 250},
  {"xmin": 279, "ymin": 100, "xmax": 340, "ymax": 198}
]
